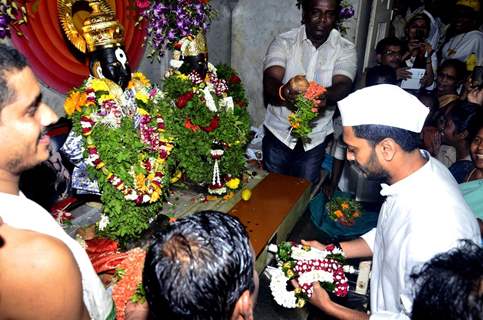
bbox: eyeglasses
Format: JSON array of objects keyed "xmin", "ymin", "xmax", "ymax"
[{"xmin": 383, "ymin": 50, "xmax": 402, "ymax": 57}]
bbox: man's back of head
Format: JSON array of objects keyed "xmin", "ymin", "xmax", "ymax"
[
  {"xmin": 411, "ymin": 240, "xmax": 483, "ymax": 320},
  {"xmin": 143, "ymin": 210, "xmax": 258, "ymax": 320}
]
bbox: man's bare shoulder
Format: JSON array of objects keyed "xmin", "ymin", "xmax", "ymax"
[{"xmin": 0, "ymin": 224, "xmax": 88, "ymax": 320}]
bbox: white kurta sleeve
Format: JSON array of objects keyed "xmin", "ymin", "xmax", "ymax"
[
  {"xmin": 361, "ymin": 227, "xmax": 377, "ymax": 252},
  {"xmin": 333, "ymin": 40, "xmax": 357, "ymax": 81},
  {"xmin": 263, "ymin": 36, "xmax": 289, "ymax": 70}
]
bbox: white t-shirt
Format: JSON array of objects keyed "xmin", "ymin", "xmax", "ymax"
[
  {"xmin": 1, "ymin": 192, "xmax": 113, "ymax": 320},
  {"xmin": 263, "ymin": 26, "xmax": 357, "ymax": 151},
  {"xmin": 361, "ymin": 152, "xmax": 480, "ymax": 319},
  {"xmin": 442, "ymin": 30, "xmax": 483, "ymax": 67}
]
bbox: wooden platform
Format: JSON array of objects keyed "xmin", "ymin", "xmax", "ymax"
[{"xmin": 229, "ymin": 173, "xmax": 311, "ymax": 273}]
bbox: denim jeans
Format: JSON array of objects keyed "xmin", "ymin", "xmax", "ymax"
[{"xmin": 262, "ymin": 127, "xmax": 326, "ymax": 186}]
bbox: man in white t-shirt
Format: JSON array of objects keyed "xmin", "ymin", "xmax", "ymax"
[
  {"xmin": 262, "ymin": 0, "xmax": 356, "ymax": 187},
  {"xmin": 0, "ymin": 44, "xmax": 113, "ymax": 319}
]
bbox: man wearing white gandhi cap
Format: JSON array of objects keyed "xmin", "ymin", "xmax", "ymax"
[{"xmin": 301, "ymin": 85, "xmax": 480, "ymax": 319}]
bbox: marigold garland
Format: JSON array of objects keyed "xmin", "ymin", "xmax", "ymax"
[{"xmin": 65, "ymin": 72, "xmax": 173, "ymax": 243}]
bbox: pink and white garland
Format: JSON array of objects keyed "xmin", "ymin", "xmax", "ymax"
[{"xmin": 267, "ymin": 243, "xmax": 351, "ymax": 308}]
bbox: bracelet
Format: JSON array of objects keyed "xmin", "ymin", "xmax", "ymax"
[{"xmin": 278, "ymin": 85, "xmax": 286, "ymax": 101}]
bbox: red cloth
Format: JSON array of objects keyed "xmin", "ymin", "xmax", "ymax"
[{"xmin": 85, "ymin": 238, "xmax": 128, "ymax": 274}]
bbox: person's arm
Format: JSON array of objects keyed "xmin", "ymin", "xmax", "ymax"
[
  {"xmin": 0, "ymin": 227, "xmax": 89, "ymax": 320},
  {"xmin": 263, "ymin": 66, "xmax": 288, "ymax": 107},
  {"xmin": 301, "ymin": 237, "xmax": 373, "ymax": 259},
  {"xmin": 325, "ymin": 75, "xmax": 353, "ymax": 105},
  {"xmin": 467, "ymin": 87, "xmax": 483, "ymax": 106},
  {"xmin": 263, "ymin": 66, "xmax": 304, "ymax": 109},
  {"xmin": 307, "ymin": 282, "xmax": 369, "ymax": 320},
  {"xmin": 420, "ymin": 45, "xmax": 435, "ymax": 88},
  {"xmin": 326, "ymin": 41, "xmax": 357, "ymax": 104}
]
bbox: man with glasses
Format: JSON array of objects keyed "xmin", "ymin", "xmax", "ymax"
[{"xmin": 375, "ymin": 37, "xmax": 411, "ymax": 82}]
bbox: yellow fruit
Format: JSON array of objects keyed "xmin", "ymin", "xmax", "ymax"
[
  {"xmin": 241, "ymin": 188, "xmax": 252, "ymax": 201},
  {"xmin": 226, "ymin": 178, "xmax": 240, "ymax": 190},
  {"xmin": 170, "ymin": 170, "xmax": 182, "ymax": 183}
]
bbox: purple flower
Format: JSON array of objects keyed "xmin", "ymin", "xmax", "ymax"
[
  {"xmin": 143, "ymin": 0, "xmax": 215, "ymax": 58},
  {"xmin": 339, "ymin": 6, "xmax": 355, "ymax": 19}
]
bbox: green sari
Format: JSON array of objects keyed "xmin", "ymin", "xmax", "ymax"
[{"xmin": 460, "ymin": 179, "xmax": 483, "ymax": 218}]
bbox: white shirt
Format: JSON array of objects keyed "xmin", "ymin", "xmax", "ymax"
[
  {"xmin": 263, "ymin": 26, "xmax": 357, "ymax": 151},
  {"xmin": 361, "ymin": 152, "xmax": 480, "ymax": 319},
  {"xmin": 0, "ymin": 192, "xmax": 113, "ymax": 320},
  {"xmin": 441, "ymin": 30, "xmax": 483, "ymax": 66}
]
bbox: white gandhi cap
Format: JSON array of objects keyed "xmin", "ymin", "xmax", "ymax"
[{"xmin": 337, "ymin": 84, "xmax": 429, "ymax": 133}]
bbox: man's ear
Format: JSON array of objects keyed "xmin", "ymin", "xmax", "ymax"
[
  {"xmin": 231, "ymin": 290, "xmax": 254, "ymax": 320},
  {"xmin": 377, "ymin": 138, "xmax": 397, "ymax": 161}
]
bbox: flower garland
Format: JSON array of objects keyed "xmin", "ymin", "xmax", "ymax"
[
  {"xmin": 327, "ymin": 197, "xmax": 362, "ymax": 226},
  {"xmin": 133, "ymin": 0, "xmax": 216, "ymax": 59},
  {"xmin": 159, "ymin": 55, "xmax": 250, "ymax": 195},
  {"xmin": 65, "ymin": 72, "xmax": 173, "ymax": 243},
  {"xmin": 288, "ymin": 81, "xmax": 327, "ymax": 143},
  {"xmin": 267, "ymin": 242, "xmax": 350, "ymax": 308}
]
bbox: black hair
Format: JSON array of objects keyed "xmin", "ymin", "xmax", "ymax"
[
  {"xmin": 143, "ymin": 210, "xmax": 255, "ymax": 320},
  {"xmin": 406, "ymin": 12, "xmax": 431, "ymax": 36},
  {"xmin": 411, "ymin": 240, "xmax": 483, "ymax": 320},
  {"xmin": 467, "ymin": 109, "xmax": 483, "ymax": 143},
  {"xmin": 296, "ymin": 0, "xmax": 341, "ymax": 11},
  {"xmin": 0, "ymin": 44, "xmax": 27, "ymax": 110},
  {"xmin": 353, "ymin": 125, "xmax": 421, "ymax": 152},
  {"xmin": 375, "ymin": 37, "xmax": 405, "ymax": 55},
  {"xmin": 439, "ymin": 59, "xmax": 468, "ymax": 83},
  {"xmin": 446, "ymin": 101, "xmax": 478, "ymax": 139},
  {"xmin": 366, "ymin": 65, "xmax": 398, "ymax": 87}
]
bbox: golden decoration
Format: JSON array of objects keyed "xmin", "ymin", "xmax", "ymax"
[
  {"xmin": 58, "ymin": 0, "xmax": 124, "ymax": 53},
  {"xmin": 179, "ymin": 31, "xmax": 208, "ymax": 57}
]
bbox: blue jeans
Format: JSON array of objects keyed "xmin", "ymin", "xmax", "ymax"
[{"xmin": 262, "ymin": 127, "xmax": 326, "ymax": 186}]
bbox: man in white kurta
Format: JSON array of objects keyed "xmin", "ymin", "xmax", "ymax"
[
  {"xmin": 1, "ymin": 193, "xmax": 113, "ymax": 319},
  {"xmin": 0, "ymin": 44, "xmax": 113, "ymax": 320},
  {"xmin": 300, "ymin": 84, "xmax": 480, "ymax": 319},
  {"xmin": 360, "ymin": 150, "xmax": 480, "ymax": 318}
]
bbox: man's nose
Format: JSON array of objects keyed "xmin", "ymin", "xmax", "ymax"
[{"xmin": 39, "ymin": 103, "xmax": 59, "ymax": 127}]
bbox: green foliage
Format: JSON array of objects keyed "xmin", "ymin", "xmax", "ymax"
[
  {"xmin": 159, "ymin": 65, "xmax": 251, "ymax": 186},
  {"xmin": 288, "ymin": 95, "xmax": 319, "ymax": 143}
]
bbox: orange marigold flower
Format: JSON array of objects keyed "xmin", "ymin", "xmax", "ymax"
[
  {"xmin": 64, "ymin": 91, "xmax": 87, "ymax": 116},
  {"xmin": 112, "ymin": 248, "xmax": 146, "ymax": 320},
  {"xmin": 304, "ymin": 81, "xmax": 327, "ymax": 101},
  {"xmin": 335, "ymin": 210, "xmax": 344, "ymax": 218},
  {"xmin": 341, "ymin": 202, "xmax": 349, "ymax": 209}
]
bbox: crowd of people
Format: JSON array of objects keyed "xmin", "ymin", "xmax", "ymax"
[{"xmin": 0, "ymin": 0, "xmax": 482, "ymax": 319}]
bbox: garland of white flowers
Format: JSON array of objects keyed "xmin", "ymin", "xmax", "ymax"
[{"xmin": 267, "ymin": 243, "xmax": 353, "ymax": 308}]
